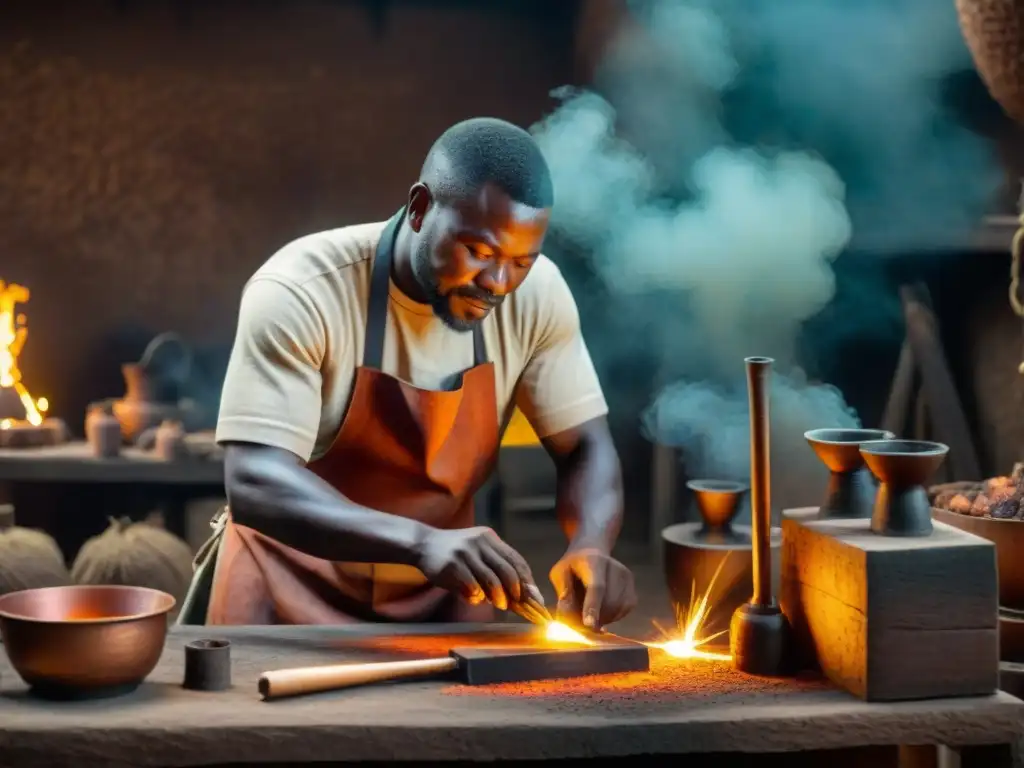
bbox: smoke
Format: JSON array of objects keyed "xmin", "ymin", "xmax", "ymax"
[
  {"xmin": 530, "ymin": 0, "xmax": 998, "ymax": 513},
  {"xmin": 642, "ymin": 372, "xmax": 860, "ymax": 512}
]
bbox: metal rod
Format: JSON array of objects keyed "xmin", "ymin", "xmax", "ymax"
[{"xmin": 745, "ymin": 356, "xmax": 773, "ymax": 607}]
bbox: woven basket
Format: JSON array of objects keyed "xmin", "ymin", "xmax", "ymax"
[{"xmin": 956, "ymin": 0, "xmax": 1024, "ymax": 125}]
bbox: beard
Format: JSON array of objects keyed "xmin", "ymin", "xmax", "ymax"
[{"xmin": 411, "ymin": 239, "xmax": 482, "ymax": 333}]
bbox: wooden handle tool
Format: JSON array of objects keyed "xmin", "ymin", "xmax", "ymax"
[
  {"xmin": 258, "ymin": 638, "xmax": 651, "ymax": 701},
  {"xmin": 258, "ymin": 656, "xmax": 458, "ymax": 700}
]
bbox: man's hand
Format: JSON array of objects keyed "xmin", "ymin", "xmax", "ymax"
[
  {"xmin": 418, "ymin": 526, "xmax": 537, "ymax": 611},
  {"xmin": 549, "ymin": 548, "xmax": 636, "ymax": 631}
]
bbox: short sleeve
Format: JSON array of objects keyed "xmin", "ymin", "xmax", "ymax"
[
  {"xmin": 514, "ymin": 264, "xmax": 608, "ymax": 438},
  {"xmin": 215, "ymin": 276, "xmax": 326, "ymax": 462}
]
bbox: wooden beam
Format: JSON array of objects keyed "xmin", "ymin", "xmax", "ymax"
[
  {"xmin": 882, "ymin": 338, "xmax": 916, "ymax": 437},
  {"xmin": 900, "ymin": 283, "xmax": 982, "ymax": 480}
]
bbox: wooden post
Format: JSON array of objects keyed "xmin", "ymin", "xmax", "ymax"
[
  {"xmin": 882, "ymin": 339, "xmax": 917, "ymax": 437},
  {"xmin": 900, "ymin": 283, "xmax": 982, "ymax": 480}
]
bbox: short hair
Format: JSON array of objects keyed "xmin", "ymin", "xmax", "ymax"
[{"xmin": 420, "ymin": 117, "xmax": 554, "ymax": 209}]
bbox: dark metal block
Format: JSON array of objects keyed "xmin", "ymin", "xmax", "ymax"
[{"xmin": 451, "ymin": 640, "xmax": 650, "ymax": 685}]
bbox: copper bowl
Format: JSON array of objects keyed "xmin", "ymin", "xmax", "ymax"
[{"xmin": 0, "ymin": 584, "xmax": 175, "ymax": 699}]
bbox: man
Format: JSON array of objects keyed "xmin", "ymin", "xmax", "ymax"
[{"xmin": 180, "ymin": 117, "xmax": 636, "ymax": 631}]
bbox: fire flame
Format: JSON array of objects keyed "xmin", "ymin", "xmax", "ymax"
[
  {"xmin": 0, "ymin": 281, "xmax": 47, "ymax": 429},
  {"xmin": 648, "ymin": 555, "xmax": 732, "ymax": 661}
]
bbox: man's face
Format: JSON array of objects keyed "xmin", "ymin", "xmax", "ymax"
[{"xmin": 408, "ymin": 183, "xmax": 550, "ymax": 332}]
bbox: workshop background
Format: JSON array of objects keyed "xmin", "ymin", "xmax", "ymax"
[{"xmin": 1, "ymin": 0, "xmax": 1023, "ymax": 635}]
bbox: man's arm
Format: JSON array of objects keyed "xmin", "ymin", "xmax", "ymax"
[
  {"xmin": 545, "ymin": 419, "xmax": 634, "ymax": 629},
  {"xmin": 514, "ymin": 260, "xmax": 623, "ymax": 551},
  {"xmin": 541, "ymin": 416, "xmax": 623, "ymax": 555},
  {"xmin": 216, "ymin": 276, "xmax": 431, "ymax": 565},
  {"xmin": 223, "ymin": 443, "xmax": 429, "ymax": 565},
  {"xmin": 515, "ymin": 260, "xmax": 634, "ymax": 628}
]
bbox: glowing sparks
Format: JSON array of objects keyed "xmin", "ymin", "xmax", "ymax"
[
  {"xmin": 544, "ymin": 620, "xmax": 595, "ymax": 646},
  {"xmin": 647, "ymin": 554, "xmax": 733, "ymax": 662},
  {"xmin": 655, "ymin": 638, "xmax": 732, "ymax": 662},
  {"xmin": 537, "ymin": 555, "xmax": 733, "ymax": 662},
  {"xmin": 0, "ymin": 281, "xmax": 46, "ymax": 427}
]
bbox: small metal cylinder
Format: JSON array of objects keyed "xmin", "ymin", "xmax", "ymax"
[
  {"xmin": 745, "ymin": 356, "xmax": 774, "ymax": 607},
  {"xmin": 183, "ymin": 639, "xmax": 231, "ymax": 691}
]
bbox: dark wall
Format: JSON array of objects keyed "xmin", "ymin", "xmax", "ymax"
[
  {"xmin": 0, "ymin": 0, "xmax": 577, "ymax": 430},
  {"xmin": 4, "ymin": 0, "xmax": 1024, "ymax": 546}
]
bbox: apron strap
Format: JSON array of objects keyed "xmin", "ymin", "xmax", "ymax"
[
  {"xmin": 362, "ymin": 210, "xmax": 401, "ymax": 370},
  {"xmin": 472, "ymin": 322, "xmax": 486, "ymax": 367},
  {"xmin": 363, "ymin": 208, "xmax": 488, "ymax": 370}
]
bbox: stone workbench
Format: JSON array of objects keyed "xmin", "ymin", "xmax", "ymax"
[{"xmin": 0, "ymin": 624, "xmax": 1021, "ymax": 767}]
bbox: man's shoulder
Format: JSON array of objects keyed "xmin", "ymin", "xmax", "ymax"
[
  {"xmin": 252, "ymin": 220, "xmax": 389, "ymax": 288},
  {"xmin": 493, "ymin": 254, "xmax": 579, "ymax": 349},
  {"xmin": 505, "ymin": 254, "xmax": 575, "ymax": 317},
  {"xmin": 514, "ymin": 254, "xmax": 571, "ymax": 301}
]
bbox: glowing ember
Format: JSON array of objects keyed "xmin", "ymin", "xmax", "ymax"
[
  {"xmin": 0, "ymin": 281, "xmax": 47, "ymax": 428},
  {"xmin": 648, "ymin": 554, "xmax": 732, "ymax": 662},
  {"xmin": 544, "ymin": 620, "xmax": 595, "ymax": 646}
]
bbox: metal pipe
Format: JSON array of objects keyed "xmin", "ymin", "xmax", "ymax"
[{"xmin": 745, "ymin": 356, "xmax": 773, "ymax": 607}]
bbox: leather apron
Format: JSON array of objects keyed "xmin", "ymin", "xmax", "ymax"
[{"xmin": 178, "ymin": 209, "xmax": 500, "ymax": 625}]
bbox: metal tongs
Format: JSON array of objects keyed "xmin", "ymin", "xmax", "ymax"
[{"xmin": 507, "ymin": 582, "xmax": 553, "ymax": 626}]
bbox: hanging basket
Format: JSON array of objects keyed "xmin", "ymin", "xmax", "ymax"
[{"xmin": 956, "ymin": 0, "xmax": 1024, "ymax": 126}]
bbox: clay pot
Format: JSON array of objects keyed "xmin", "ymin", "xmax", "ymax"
[
  {"xmin": 154, "ymin": 420, "xmax": 186, "ymax": 461},
  {"xmin": 860, "ymin": 440, "xmax": 949, "ymax": 536},
  {"xmin": 956, "ymin": 0, "xmax": 1024, "ymax": 125},
  {"xmin": 686, "ymin": 479, "xmax": 748, "ymax": 539},
  {"xmin": 112, "ymin": 365, "xmax": 181, "ymax": 442},
  {"xmin": 111, "ymin": 333, "xmax": 196, "ymax": 442},
  {"xmin": 804, "ymin": 428, "xmax": 894, "ymax": 519},
  {"xmin": 85, "ymin": 402, "xmax": 121, "ymax": 458}
]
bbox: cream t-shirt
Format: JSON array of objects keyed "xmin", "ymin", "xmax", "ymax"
[{"xmin": 215, "ymin": 219, "xmax": 608, "ymax": 462}]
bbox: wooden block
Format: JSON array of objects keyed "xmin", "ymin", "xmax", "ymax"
[
  {"xmin": 780, "ymin": 510, "xmax": 998, "ymax": 701},
  {"xmin": 452, "ymin": 640, "xmax": 650, "ymax": 685}
]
